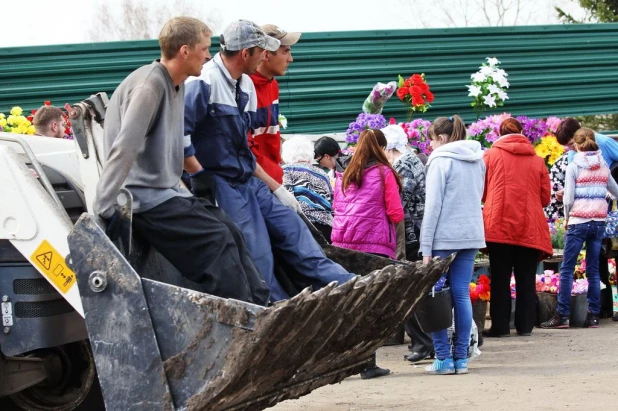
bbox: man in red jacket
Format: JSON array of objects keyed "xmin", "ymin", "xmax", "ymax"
[{"xmin": 248, "ymin": 24, "xmax": 301, "ymax": 184}]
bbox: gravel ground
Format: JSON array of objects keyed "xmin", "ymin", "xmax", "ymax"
[{"xmin": 272, "ymin": 319, "xmax": 618, "ymax": 411}]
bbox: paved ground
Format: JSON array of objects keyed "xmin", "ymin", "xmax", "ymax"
[{"xmin": 272, "ymin": 319, "xmax": 618, "ymax": 411}]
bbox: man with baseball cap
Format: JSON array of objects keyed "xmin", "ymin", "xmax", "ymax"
[
  {"xmin": 248, "ymin": 24, "xmax": 302, "ymax": 184},
  {"xmin": 183, "ymin": 19, "xmax": 355, "ymax": 303}
]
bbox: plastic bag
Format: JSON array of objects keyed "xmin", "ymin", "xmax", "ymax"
[
  {"xmin": 362, "ymin": 81, "xmax": 397, "ymax": 114},
  {"xmin": 447, "ymin": 315, "xmax": 481, "ymax": 361}
]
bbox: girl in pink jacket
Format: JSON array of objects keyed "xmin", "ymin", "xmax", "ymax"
[{"xmin": 332, "ymin": 129, "xmax": 404, "ymax": 259}]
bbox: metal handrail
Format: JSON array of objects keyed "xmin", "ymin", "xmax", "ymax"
[{"xmin": 0, "ymin": 132, "xmax": 67, "ymax": 213}]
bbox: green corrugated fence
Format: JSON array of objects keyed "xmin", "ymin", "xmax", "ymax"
[{"xmin": 1, "ymin": 23, "xmax": 617, "ymax": 134}]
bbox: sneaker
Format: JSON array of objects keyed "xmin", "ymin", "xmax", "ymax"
[
  {"xmin": 424, "ymin": 358, "xmax": 455, "ymax": 375},
  {"xmin": 583, "ymin": 312, "xmax": 599, "ymax": 328},
  {"xmin": 540, "ymin": 313, "xmax": 569, "ymax": 329},
  {"xmin": 454, "ymin": 358, "xmax": 468, "ymax": 375}
]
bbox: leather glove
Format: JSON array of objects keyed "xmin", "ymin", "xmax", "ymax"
[
  {"xmin": 273, "ymin": 186, "xmax": 302, "ymax": 213},
  {"xmin": 190, "ymin": 169, "xmax": 217, "ymax": 204}
]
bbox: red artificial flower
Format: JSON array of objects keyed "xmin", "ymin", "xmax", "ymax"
[
  {"xmin": 397, "ymin": 87, "xmax": 408, "ymax": 100},
  {"xmin": 425, "ymin": 91, "xmax": 435, "ymax": 103},
  {"xmin": 31, "ymin": 109, "xmax": 37, "ymax": 115},
  {"xmin": 411, "ymin": 74, "xmax": 424, "ymax": 84},
  {"xmin": 412, "ymin": 95, "xmax": 425, "ymax": 107},
  {"xmin": 27, "ymin": 115, "xmax": 33, "ymax": 122},
  {"xmin": 44, "ymin": 101, "xmax": 51, "ymax": 106},
  {"xmin": 411, "ymin": 85, "xmax": 422, "ymax": 96}
]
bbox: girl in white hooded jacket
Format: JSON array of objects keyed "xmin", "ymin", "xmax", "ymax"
[{"xmin": 420, "ymin": 115, "xmax": 486, "ymax": 375}]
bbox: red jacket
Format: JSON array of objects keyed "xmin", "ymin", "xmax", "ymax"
[
  {"xmin": 248, "ymin": 71, "xmax": 283, "ymax": 184},
  {"xmin": 482, "ymin": 134, "xmax": 552, "ymax": 260}
]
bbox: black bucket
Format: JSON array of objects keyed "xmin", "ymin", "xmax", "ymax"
[
  {"xmin": 415, "ymin": 287, "xmax": 453, "ymax": 333},
  {"xmin": 570, "ymin": 293, "xmax": 588, "ymax": 327}
]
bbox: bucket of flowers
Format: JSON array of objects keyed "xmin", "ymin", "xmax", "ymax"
[
  {"xmin": 470, "ymin": 274, "xmax": 490, "ymax": 333},
  {"xmin": 536, "ymin": 270, "xmax": 560, "ymax": 325}
]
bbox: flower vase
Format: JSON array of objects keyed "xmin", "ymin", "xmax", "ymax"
[
  {"xmin": 536, "ymin": 292, "xmax": 558, "ymax": 326},
  {"xmin": 472, "ymin": 299, "xmax": 488, "ymax": 333}
]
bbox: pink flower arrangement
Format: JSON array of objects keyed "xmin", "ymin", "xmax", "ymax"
[{"xmin": 536, "ymin": 270, "xmax": 560, "ymax": 294}]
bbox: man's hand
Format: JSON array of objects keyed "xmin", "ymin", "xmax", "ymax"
[
  {"xmin": 190, "ymin": 169, "xmax": 217, "ymax": 204},
  {"xmin": 422, "ymin": 256, "xmax": 431, "ymax": 265},
  {"xmin": 556, "ymin": 190, "xmax": 564, "ymax": 202},
  {"xmin": 273, "ymin": 186, "xmax": 302, "ymax": 213}
]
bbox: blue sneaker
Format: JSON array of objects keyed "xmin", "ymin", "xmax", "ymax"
[
  {"xmin": 454, "ymin": 358, "xmax": 468, "ymax": 374},
  {"xmin": 424, "ymin": 358, "xmax": 455, "ymax": 375}
]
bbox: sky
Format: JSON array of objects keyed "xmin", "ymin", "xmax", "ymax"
[{"xmin": 0, "ymin": 0, "xmax": 588, "ymax": 48}]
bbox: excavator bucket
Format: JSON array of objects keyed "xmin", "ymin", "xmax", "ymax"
[{"xmin": 68, "ymin": 214, "xmax": 452, "ymax": 411}]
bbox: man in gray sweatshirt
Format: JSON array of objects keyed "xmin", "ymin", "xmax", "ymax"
[{"xmin": 93, "ymin": 16, "xmax": 269, "ymax": 305}]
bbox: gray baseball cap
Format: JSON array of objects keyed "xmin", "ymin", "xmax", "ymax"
[{"xmin": 221, "ymin": 19, "xmax": 281, "ymax": 52}]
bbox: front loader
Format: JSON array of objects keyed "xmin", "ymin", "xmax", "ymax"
[{"xmin": 0, "ymin": 93, "xmax": 450, "ymax": 410}]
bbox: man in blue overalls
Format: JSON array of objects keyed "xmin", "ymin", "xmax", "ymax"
[{"xmin": 183, "ymin": 19, "xmax": 356, "ymax": 302}]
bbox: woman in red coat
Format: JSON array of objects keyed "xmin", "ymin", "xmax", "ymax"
[{"xmin": 482, "ymin": 118, "xmax": 552, "ymax": 338}]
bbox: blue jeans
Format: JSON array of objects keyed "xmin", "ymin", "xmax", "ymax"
[
  {"xmin": 431, "ymin": 249, "xmax": 477, "ymax": 360},
  {"xmin": 557, "ymin": 221, "xmax": 605, "ymax": 316}
]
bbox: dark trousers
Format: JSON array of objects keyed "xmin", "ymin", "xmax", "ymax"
[
  {"xmin": 404, "ymin": 315, "xmax": 434, "ymax": 352},
  {"xmin": 132, "ymin": 196, "xmax": 270, "ymax": 305},
  {"xmin": 487, "ymin": 242, "xmax": 538, "ymax": 334}
]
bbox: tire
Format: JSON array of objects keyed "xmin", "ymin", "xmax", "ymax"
[{"xmin": 8, "ymin": 340, "xmax": 104, "ymax": 411}]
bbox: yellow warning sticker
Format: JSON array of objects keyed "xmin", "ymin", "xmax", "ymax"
[{"xmin": 30, "ymin": 240, "xmax": 75, "ymax": 294}]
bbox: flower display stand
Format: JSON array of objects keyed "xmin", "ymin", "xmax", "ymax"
[
  {"xmin": 472, "ymin": 300, "xmax": 488, "ymax": 333},
  {"xmin": 536, "ymin": 292, "xmax": 558, "ymax": 326},
  {"xmin": 570, "ymin": 293, "xmax": 588, "ymax": 327}
]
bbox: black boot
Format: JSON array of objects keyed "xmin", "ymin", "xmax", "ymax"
[{"xmin": 360, "ymin": 352, "xmax": 391, "ymax": 379}]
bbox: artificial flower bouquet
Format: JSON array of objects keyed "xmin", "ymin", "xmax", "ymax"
[
  {"xmin": 399, "ymin": 118, "xmax": 432, "ymax": 155},
  {"xmin": 396, "ymin": 73, "xmax": 434, "ymax": 121},
  {"xmin": 0, "ymin": 106, "xmax": 35, "ymax": 135},
  {"xmin": 362, "ymin": 81, "xmax": 397, "ymax": 114},
  {"xmin": 470, "ymin": 274, "xmax": 490, "ymax": 303},
  {"xmin": 344, "ymin": 113, "xmax": 387, "ymax": 146},
  {"xmin": 536, "ymin": 270, "xmax": 560, "ymax": 294},
  {"xmin": 467, "ymin": 57, "xmax": 509, "ymax": 117}
]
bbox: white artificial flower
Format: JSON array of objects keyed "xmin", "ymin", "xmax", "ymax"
[
  {"xmin": 480, "ymin": 65, "xmax": 494, "ymax": 76},
  {"xmin": 467, "ymin": 85, "xmax": 482, "ymax": 97},
  {"xmin": 471, "ymin": 72, "xmax": 487, "ymax": 82},
  {"xmin": 487, "ymin": 84, "xmax": 502, "ymax": 96},
  {"xmin": 483, "ymin": 94, "xmax": 497, "ymax": 108},
  {"xmin": 496, "ymin": 90, "xmax": 509, "ymax": 101},
  {"xmin": 486, "ymin": 57, "xmax": 500, "ymax": 67},
  {"xmin": 278, "ymin": 113, "xmax": 288, "ymax": 129},
  {"xmin": 497, "ymin": 77, "xmax": 510, "ymax": 88},
  {"xmin": 495, "ymin": 68, "xmax": 508, "ymax": 77},
  {"xmin": 490, "ymin": 71, "xmax": 505, "ymax": 84}
]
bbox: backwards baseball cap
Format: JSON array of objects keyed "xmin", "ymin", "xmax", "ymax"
[
  {"xmin": 220, "ymin": 19, "xmax": 280, "ymax": 52},
  {"xmin": 261, "ymin": 24, "xmax": 302, "ymax": 46}
]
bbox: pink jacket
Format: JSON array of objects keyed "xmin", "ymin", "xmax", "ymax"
[{"xmin": 331, "ymin": 164, "xmax": 404, "ymax": 258}]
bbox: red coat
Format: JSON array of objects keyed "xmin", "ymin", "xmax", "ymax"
[{"xmin": 482, "ymin": 134, "xmax": 552, "ymax": 260}]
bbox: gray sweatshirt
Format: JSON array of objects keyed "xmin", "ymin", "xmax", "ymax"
[
  {"xmin": 420, "ymin": 140, "xmax": 486, "ymax": 256},
  {"xmin": 94, "ymin": 61, "xmax": 191, "ymax": 218}
]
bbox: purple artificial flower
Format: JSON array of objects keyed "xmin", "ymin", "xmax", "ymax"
[
  {"xmin": 345, "ymin": 113, "xmax": 387, "ymax": 144},
  {"xmin": 516, "ymin": 116, "xmax": 548, "ymax": 144}
]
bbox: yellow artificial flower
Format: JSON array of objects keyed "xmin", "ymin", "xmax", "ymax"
[
  {"xmin": 0, "ymin": 118, "xmax": 6, "ymax": 128},
  {"xmin": 10, "ymin": 106, "xmax": 23, "ymax": 116},
  {"xmin": 0, "ymin": 113, "xmax": 5, "ymax": 119},
  {"xmin": 26, "ymin": 125, "xmax": 35, "ymax": 135}
]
